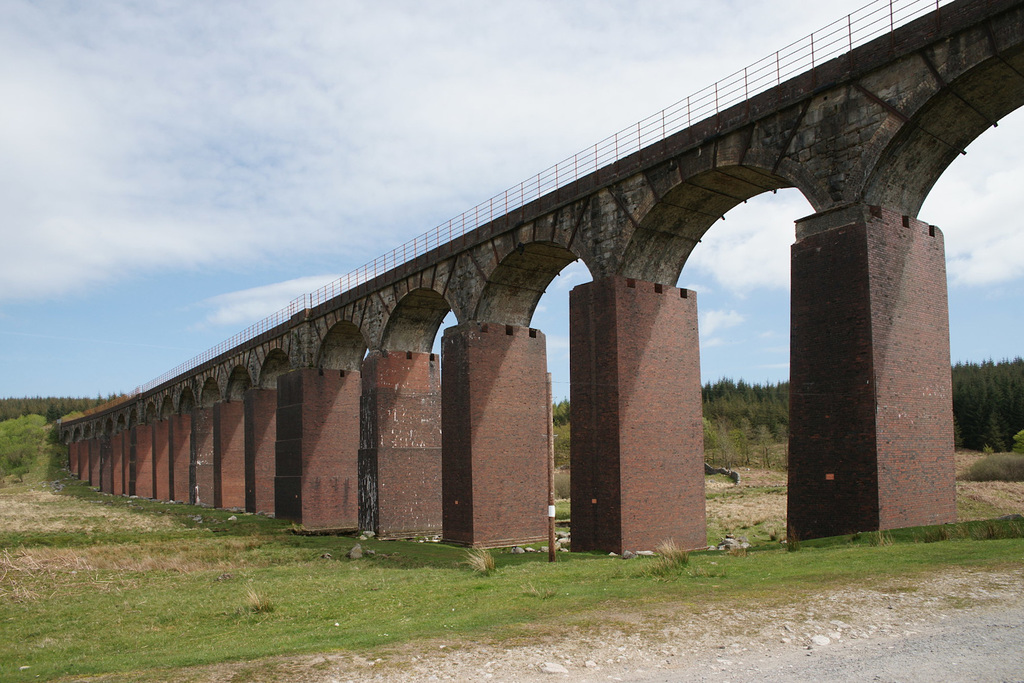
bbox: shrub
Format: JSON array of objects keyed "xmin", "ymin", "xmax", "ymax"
[
  {"xmin": 1013, "ymin": 430, "xmax": 1024, "ymax": 454},
  {"xmin": 553, "ymin": 470, "xmax": 570, "ymax": 500},
  {"xmin": 963, "ymin": 453, "xmax": 1024, "ymax": 482}
]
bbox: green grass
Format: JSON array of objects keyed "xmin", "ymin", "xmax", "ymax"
[
  {"xmin": 2, "ymin": 475, "xmax": 1023, "ymax": 681},
  {"xmin": 1, "ymin": 429, "xmax": 1022, "ymax": 682}
]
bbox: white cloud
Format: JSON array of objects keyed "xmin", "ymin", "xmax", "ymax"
[
  {"xmin": 701, "ymin": 309, "xmax": 745, "ymax": 338},
  {"xmin": 683, "ymin": 190, "xmax": 810, "ymax": 295},
  {"xmin": 196, "ymin": 275, "xmax": 342, "ymax": 329},
  {"xmin": 921, "ymin": 111, "xmax": 1024, "ymax": 288},
  {"xmin": 0, "ymin": 0, "xmax": 893, "ymax": 306}
]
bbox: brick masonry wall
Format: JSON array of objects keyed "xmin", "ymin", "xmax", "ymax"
[
  {"xmin": 68, "ymin": 442, "xmax": 80, "ymax": 480},
  {"xmin": 275, "ymin": 368, "xmax": 361, "ymax": 530},
  {"xmin": 441, "ymin": 323, "xmax": 549, "ymax": 548},
  {"xmin": 868, "ymin": 210, "xmax": 956, "ymax": 529},
  {"xmin": 134, "ymin": 424, "xmax": 154, "ymax": 499},
  {"xmin": 89, "ymin": 438, "xmax": 100, "ymax": 487},
  {"xmin": 191, "ymin": 407, "xmax": 215, "ymax": 506},
  {"xmin": 570, "ymin": 276, "xmax": 705, "ymax": 554},
  {"xmin": 170, "ymin": 413, "xmax": 191, "ymax": 502},
  {"xmin": 112, "ymin": 432, "xmax": 125, "ymax": 496},
  {"xmin": 213, "ymin": 401, "xmax": 246, "ymax": 510},
  {"xmin": 789, "ymin": 204, "xmax": 955, "ymax": 539},
  {"xmin": 99, "ymin": 436, "xmax": 112, "ymax": 494},
  {"xmin": 244, "ymin": 388, "xmax": 277, "ymax": 515},
  {"xmin": 359, "ymin": 350, "xmax": 442, "ymax": 538},
  {"xmin": 152, "ymin": 419, "xmax": 170, "ymax": 501}
]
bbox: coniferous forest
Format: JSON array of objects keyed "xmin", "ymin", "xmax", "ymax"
[{"xmin": 952, "ymin": 358, "xmax": 1024, "ymax": 451}]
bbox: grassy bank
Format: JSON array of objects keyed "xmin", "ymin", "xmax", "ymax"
[{"xmin": 2, "ymin": 473, "xmax": 1023, "ymax": 682}]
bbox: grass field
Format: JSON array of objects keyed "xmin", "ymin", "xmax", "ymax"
[{"xmin": 1, "ymin": 447, "xmax": 1022, "ymax": 682}]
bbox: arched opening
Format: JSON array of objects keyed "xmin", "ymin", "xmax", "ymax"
[
  {"xmin": 145, "ymin": 402, "xmax": 157, "ymax": 423},
  {"xmin": 200, "ymin": 377, "xmax": 220, "ymax": 408},
  {"xmin": 919, "ymin": 107, "xmax": 1024, "ymax": 366},
  {"xmin": 622, "ymin": 167, "xmax": 794, "ymax": 285},
  {"xmin": 381, "ymin": 288, "xmax": 451, "ymax": 353},
  {"xmin": 317, "ymin": 321, "xmax": 366, "ymax": 372},
  {"xmin": 474, "ymin": 241, "xmax": 581, "ymax": 326},
  {"xmin": 258, "ymin": 349, "xmax": 291, "ymax": 389},
  {"xmin": 159, "ymin": 395, "xmax": 173, "ymax": 420},
  {"xmin": 677, "ymin": 186, "xmax": 813, "ymax": 547},
  {"xmin": 178, "ymin": 387, "xmax": 196, "ymax": 414},
  {"xmin": 226, "ymin": 365, "xmax": 252, "ymax": 401},
  {"xmin": 127, "ymin": 409, "xmax": 137, "ymax": 430}
]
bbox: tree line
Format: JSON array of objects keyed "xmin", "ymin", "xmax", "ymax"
[
  {"xmin": 0, "ymin": 396, "xmax": 113, "ymax": 424},
  {"xmin": 3, "ymin": 357, "xmax": 1020, "ymax": 461}
]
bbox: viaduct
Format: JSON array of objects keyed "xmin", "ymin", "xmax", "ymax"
[{"xmin": 60, "ymin": 0, "xmax": 1024, "ymax": 550}]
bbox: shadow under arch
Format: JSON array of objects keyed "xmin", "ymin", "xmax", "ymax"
[
  {"xmin": 474, "ymin": 241, "xmax": 582, "ymax": 327},
  {"xmin": 178, "ymin": 387, "xmax": 196, "ymax": 414},
  {"xmin": 226, "ymin": 365, "xmax": 252, "ymax": 401},
  {"xmin": 622, "ymin": 166, "xmax": 802, "ymax": 285},
  {"xmin": 317, "ymin": 321, "xmax": 367, "ymax": 372},
  {"xmin": 258, "ymin": 349, "xmax": 291, "ymax": 388},
  {"xmin": 199, "ymin": 377, "xmax": 220, "ymax": 409},
  {"xmin": 380, "ymin": 288, "xmax": 451, "ymax": 353},
  {"xmin": 159, "ymin": 395, "xmax": 173, "ymax": 419}
]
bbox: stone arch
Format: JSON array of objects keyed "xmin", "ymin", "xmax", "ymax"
[
  {"xmin": 178, "ymin": 386, "xmax": 196, "ymax": 414},
  {"xmin": 83, "ymin": 424, "xmax": 93, "ymax": 439},
  {"xmin": 863, "ymin": 39, "xmax": 1024, "ymax": 215},
  {"xmin": 226, "ymin": 365, "xmax": 252, "ymax": 401},
  {"xmin": 199, "ymin": 377, "xmax": 221, "ymax": 408},
  {"xmin": 316, "ymin": 320, "xmax": 367, "ymax": 372},
  {"xmin": 621, "ymin": 166, "xmax": 799, "ymax": 285},
  {"xmin": 379, "ymin": 288, "xmax": 452, "ymax": 352},
  {"xmin": 145, "ymin": 401, "xmax": 157, "ymax": 423},
  {"xmin": 127, "ymin": 408, "xmax": 138, "ymax": 430},
  {"xmin": 73, "ymin": 426, "xmax": 82, "ymax": 441},
  {"xmin": 258, "ymin": 349, "xmax": 291, "ymax": 388},
  {"xmin": 117, "ymin": 414, "xmax": 127, "ymax": 433},
  {"xmin": 473, "ymin": 241, "xmax": 581, "ymax": 326},
  {"xmin": 104, "ymin": 417, "xmax": 114, "ymax": 436}
]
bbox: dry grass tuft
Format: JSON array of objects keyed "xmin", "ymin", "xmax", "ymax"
[
  {"xmin": 642, "ymin": 540, "xmax": 690, "ymax": 578},
  {"xmin": 522, "ymin": 582, "xmax": 555, "ymax": 599},
  {"xmin": 464, "ymin": 548, "xmax": 496, "ymax": 575},
  {"xmin": 243, "ymin": 585, "xmax": 275, "ymax": 614}
]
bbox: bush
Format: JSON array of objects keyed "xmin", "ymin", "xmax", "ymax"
[
  {"xmin": 963, "ymin": 453, "xmax": 1024, "ymax": 482},
  {"xmin": 1013, "ymin": 430, "xmax": 1024, "ymax": 454},
  {"xmin": 0, "ymin": 415, "xmax": 45, "ymax": 481},
  {"xmin": 553, "ymin": 470, "xmax": 570, "ymax": 500}
]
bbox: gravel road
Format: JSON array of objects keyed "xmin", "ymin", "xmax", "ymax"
[
  {"xmin": 183, "ymin": 567, "xmax": 1024, "ymax": 682},
  {"xmin": 639, "ymin": 602, "xmax": 1024, "ymax": 682}
]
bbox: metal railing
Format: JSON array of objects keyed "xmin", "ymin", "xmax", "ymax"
[{"xmin": 121, "ymin": 0, "xmax": 951, "ymax": 401}]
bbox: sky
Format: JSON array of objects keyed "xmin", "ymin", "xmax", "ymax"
[{"xmin": 1, "ymin": 1, "xmax": 1022, "ymax": 402}]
